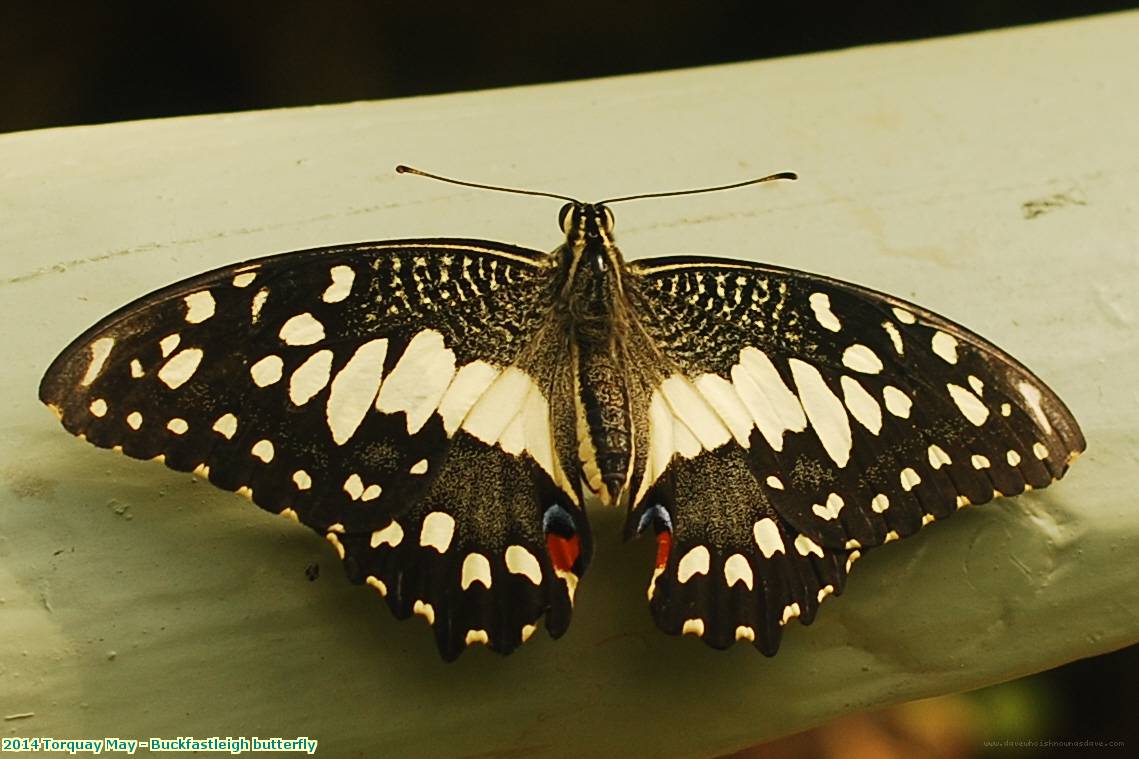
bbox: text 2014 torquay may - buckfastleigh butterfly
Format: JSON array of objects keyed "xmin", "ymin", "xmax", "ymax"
[{"xmin": 40, "ymin": 166, "xmax": 1084, "ymax": 661}]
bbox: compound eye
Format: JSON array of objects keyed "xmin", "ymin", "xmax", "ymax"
[
  {"xmin": 600, "ymin": 205, "xmax": 615, "ymax": 232},
  {"xmin": 558, "ymin": 203, "xmax": 575, "ymax": 234}
]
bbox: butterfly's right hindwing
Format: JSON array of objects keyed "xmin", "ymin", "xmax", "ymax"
[{"xmin": 40, "ymin": 239, "xmax": 590, "ymax": 658}]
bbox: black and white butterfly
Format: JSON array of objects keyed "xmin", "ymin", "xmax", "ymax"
[{"xmin": 39, "ymin": 167, "xmax": 1084, "ymax": 661}]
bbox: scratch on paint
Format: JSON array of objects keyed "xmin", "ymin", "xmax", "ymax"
[{"xmin": 1022, "ymin": 190, "xmax": 1087, "ymax": 219}]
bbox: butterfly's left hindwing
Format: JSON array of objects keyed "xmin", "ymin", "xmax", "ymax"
[
  {"xmin": 625, "ymin": 256, "xmax": 1085, "ymax": 654},
  {"xmin": 40, "ymin": 239, "xmax": 591, "ymax": 659}
]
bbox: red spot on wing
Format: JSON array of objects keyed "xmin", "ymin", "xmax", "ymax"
[
  {"xmin": 546, "ymin": 533, "xmax": 580, "ymax": 572},
  {"xmin": 655, "ymin": 530, "xmax": 672, "ymax": 569}
]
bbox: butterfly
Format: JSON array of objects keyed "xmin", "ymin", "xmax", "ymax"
[{"xmin": 39, "ymin": 166, "xmax": 1085, "ymax": 661}]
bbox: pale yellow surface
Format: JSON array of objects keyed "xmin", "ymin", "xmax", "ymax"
[{"xmin": 2, "ymin": 11, "xmax": 1138, "ymax": 758}]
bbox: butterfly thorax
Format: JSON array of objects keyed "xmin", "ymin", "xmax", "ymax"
[{"xmin": 556, "ymin": 202, "xmax": 637, "ymax": 507}]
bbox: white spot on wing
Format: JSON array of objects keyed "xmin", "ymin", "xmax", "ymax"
[
  {"xmin": 413, "ymin": 600, "xmax": 435, "ymax": 625},
  {"xmin": 753, "ymin": 518, "xmax": 785, "ymax": 558},
  {"xmin": 681, "ymin": 618, "xmax": 705, "ymax": 636},
  {"xmin": 460, "ymin": 553, "xmax": 493, "ymax": 589},
  {"xmin": 660, "ymin": 376, "xmax": 731, "ymax": 451},
  {"xmin": 1007, "ymin": 449, "xmax": 1022, "ymax": 466},
  {"xmin": 158, "ymin": 348, "xmax": 204, "ymax": 389},
  {"xmin": 968, "ymin": 375, "xmax": 984, "ymax": 396},
  {"xmin": 927, "ymin": 444, "xmax": 951, "ymax": 469},
  {"xmin": 81, "ymin": 337, "xmax": 115, "ymax": 386},
  {"xmin": 279, "ymin": 312, "xmax": 325, "ymax": 346},
  {"xmin": 326, "ymin": 338, "xmax": 389, "ymax": 445},
  {"xmin": 841, "ymin": 375, "xmax": 882, "ymax": 434},
  {"xmin": 900, "ymin": 467, "xmax": 921, "ymax": 491},
  {"xmin": 409, "ymin": 458, "xmax": 428, "ymax": 475},
  {"xmin": 325, "ymin": 532, "xmax": 345, "ymax": 559},
  {"xmin": 232, "ymin": 271, "xmax": 257, "ymax": 288},
  {"xmin": 505, "ymin": 545, "xmax": 542, "ymax": 585},
  {"xmin": 1017, "ymin": 381, "xmax": 1053, "ymax": 435},
  {"xmin": 166, "ymin": 418, "xmax": 188, "ymax": 435},
  {"xmin": 765, "ymin": 475, "xmax": 784, "ymax": 489},
  {"xmin": 212, "ymin": 413, "xmax": 238, "ymax": 439},
  {"xmin": 723, "ymin": 553, "xmax": 754, "ymax": 590},
  {"xmin": 811, "ymin": 493, "xmax": 844, "ymax": 521},
  {"xmin": 438, "ymin": 360, "xmax": 501, "ymax": 435},
  {"xmin": 931, "ymin": 331, "xmax": 958, "ymax": 364},
  {"xmin": 883, "ymin": 385, "xmax": 912, "ymax": 418},
  {"xmin": 343, "ymin": 473, "xmax": 364, "ymax": 500},
  {"xmin": 947, "ymin": 383, "xmax": 989, "ymax": 426},
  {"xmin": 731, "ymin": 347, "xmax": 807, "ymax": 451},
  {"xmin": 693, "ymin": 373, "xmax": 753, "ymax": 447},
  {"xmin": 465, "ymin": 629, "xmax": 489, "ymax": 646},
  {"xmin": 250, "ymin": 355, "xmax": 284, "ymax": 387},
  {"xmin": 789, "ymin": 359, "xmax": 852, "ymax": 467},
  {"xmin": 842, "ymin": 344, "xmax": 883, "ymax": 374},
  {"xmin": 793, "ymin": 534, "xmax": 824, "ymax": 558},
  {"xmin": 126, "ymin": 411, "xmax": 143, "ymax": 430},
  {"xmin": 130, "ymin": 359, "xmax": 144, "ymax": 378},
  {"xmin": 293, "ymin": 470, "xmax": 312, "ymax": 490},
  {"xmin": 251, "ymin": 439, "xmax": 275, "ymax": 463},
  {"xmin": 882, "ymin": 321, "xmax": 904, "ymax": 354},
  {"xmin": 971, "ymin": 454, "xmax": 991, "ymax": 469},
  {"xmin": 289, "ymin": 349, "xmax": 333, "ymax": 406},
  {"xmin": 644, "ymin": 391, "xmax": 677, "ymax": 489},
  {"xmin": 184, "ymin": 291, "xmax": 216, "ymax": 324},
  {"xmin": 361, "ymin": 484, "xmax": 381, "ymax": 501},
  {"xmin": 735, "ymin": 625, "xmax": 755, "ymax": 641},
  {"xmin": 871, "ymin": 493, "xmax": 890, "ymax": 513},
  {"xmin": 809, "ymin": 292, "xmax": 841, "ymax": 332},
  {"xmin": 677, "ymin": 545, "xmax": 710, "ymax": 583},
  {"xmin": 370, "ymin": 521, "xmax": 404, "ymax": 548},
  {"xmin": 159, "ymin": 334, "xmax": 181, "ymax": 358},
  {"xmin": 892, "ymin": 307, "xmax": 916, "ymax": 324},
  {"xmin": 376, "ymin": 329, "xmax": 456, "ymax": 434},
  {"xmin": 1033, "ymin": 442, "xmax": 1049, "ymax": 459},
  {"xmin": 89, "ymin": 398, "xmax": 108, "ymax": 417},
  {"xmin": 251, "ymin": 288, "xmax": 269, "ymax": 322},
  {"xmin": 420, "ymin": 511, "xmax": 455, "ymax": 553},
  {"xmin": 322, "ymin": 265, "xmax": 355, "ymax": 303}
]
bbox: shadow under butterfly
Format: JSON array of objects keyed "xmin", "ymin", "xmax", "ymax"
[{"xmin": 39, "ymin": 166, "xmax": 1085, "ymax": 661}]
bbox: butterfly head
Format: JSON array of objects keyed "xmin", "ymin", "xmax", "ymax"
[
  {"xmin": 558, "ymin": 202, "xmax": 622, "ymax": 279},
  {"xmin": 559, "ymin": 202, "xmax": 615, "ymax": 242}
]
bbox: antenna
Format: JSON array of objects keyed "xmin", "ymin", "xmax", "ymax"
[
  {"xmin": 598, "ymin": 172, "xmax": 797, "ymax": 205},
  {"xmin": 395, "ymin": 165, "xmax": 580, "ymax": 204},
  {"xmin": 395, "ymin": 165, "xmax": 797, "ymax": 206}
]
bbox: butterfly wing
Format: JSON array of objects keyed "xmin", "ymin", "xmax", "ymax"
[
  {"xmin": 39, "ymin": 239, "xmax": 591, "ymax": 660},
  {"xmin": 624, "ymin": 256, "xmax": 1085, "ymax": 653}
]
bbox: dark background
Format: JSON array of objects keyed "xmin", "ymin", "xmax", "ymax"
[
  {"xmin": 4, "ymin": 2, "xmax": 1136, "ymax": 756},
  {"xmin": 1, "ymin": 1, "xmax": 1136, "ymax": 134}
]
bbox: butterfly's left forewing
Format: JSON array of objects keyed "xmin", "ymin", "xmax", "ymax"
[
  {"xmin": 624, "ymin": 256, "xmax": 1084, "ymax": 653},
  {"xmin": 40, "ymin": 239, "xmax": 591, "ymax": 660}
]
